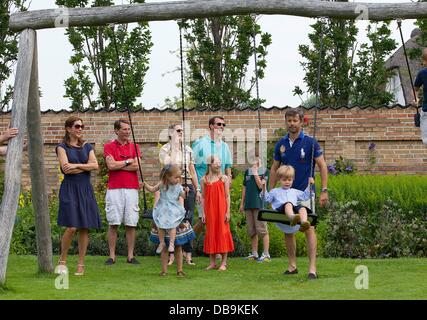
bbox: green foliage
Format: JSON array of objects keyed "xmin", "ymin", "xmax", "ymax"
[
  {"xmin": 0, "ymin": 1, "xmax": 29, "ymax": 111},
  {"xmin": 327, "ymin": 156, "xmax": 357, "ymax": 176},
  {"xmin": 324, "ymin": 175, "xmax": 427, "ymax": 218},
  {"xmin": 55, "ymin": 0, "xmax": 152, "ymax": 111},
  {"xmin": 298, "ymin": 17, "xmax": 358, "ymax": 107},
  {"xmin": 351, "ymin": 22, "xmax": 397, "ymax": 105},
  {"xmin": 179, "ymin": 16, "xmax": 272, "ymax": 110},
  {"xmin": 298, "ymin": 16, "xmax": 396, "ymax": 107},
  {"xmin": 323, "ymin": 199, "xmax": 426, "ymax": 258}
]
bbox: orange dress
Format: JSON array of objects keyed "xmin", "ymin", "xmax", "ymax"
[{"xmin": 203, "ymin": 178, "xmax": 234, "ymax": 254}]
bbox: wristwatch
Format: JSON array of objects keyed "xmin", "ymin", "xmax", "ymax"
[{"xmin": 321, "ymin": 187, "xmax": 328, "ymax": 193}]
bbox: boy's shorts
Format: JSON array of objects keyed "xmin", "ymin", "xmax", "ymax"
[
  {"xmin": 245, "ymin": 209, "xmax": 268, "ymax": 238},
  {"xmin": 276, "ymin": 202, "xmax": 312, "ymax": 215},
  {"xmin": 105, "ymin": 189, "xmax": 139, "ymax": 227}
]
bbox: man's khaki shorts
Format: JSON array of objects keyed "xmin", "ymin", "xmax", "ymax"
[{"xmin": 245, "ymin": 209, "xmax": 268, "ymax": 237}]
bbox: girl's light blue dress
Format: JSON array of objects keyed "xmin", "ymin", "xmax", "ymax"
[{"xmin": 153, "ymin": 184, "xmax": 186, "ymax": 229}]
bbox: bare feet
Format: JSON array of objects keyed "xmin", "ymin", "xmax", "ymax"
[{"xmin": 205, "ymin": 264, "xmax": 217, "ymax": 270}]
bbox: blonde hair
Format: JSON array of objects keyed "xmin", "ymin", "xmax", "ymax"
[
  {"xmin": 276, "ymin": 165, "xmax": 295, "ymax": 179},
  {"xmin": 159, "ymin": 164, "xmax": 181, "ymax": 189}
]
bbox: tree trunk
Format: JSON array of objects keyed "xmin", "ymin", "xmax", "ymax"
[
  {"xmin": 10, "ymin": 1, "xmax": 427, "ymax": 31},
  {"xmin": 27, "ymin": 32, "xmax": 53, "ymax": 274},
  {"xmin": 0, "ymin": 28, "xmax": 34, "ymax": 285},
  {"xmin": 211, "ymin": 17, "xmax": 223, "ymax": 88}
]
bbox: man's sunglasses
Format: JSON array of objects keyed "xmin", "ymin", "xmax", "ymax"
[
  {"xmin": 176, "ymin": 129, "xmax": 183, "ymax": 133},
  {"xmin": 214, "ymin": 123, "xmax": 226, "ymax": 127},
  {"xmin": 73, "ymin": 124, "xmax": 84, "ymax": 130}
]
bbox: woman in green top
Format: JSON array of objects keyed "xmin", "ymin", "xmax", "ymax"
[{"xmin": 239, "ymin": 154, "xmax": 271, "ymax": 262}]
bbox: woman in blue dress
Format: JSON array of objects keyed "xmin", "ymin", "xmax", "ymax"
[{"xmin": 56, "ymin": 116, "xmax": 101, "ymax": 276}]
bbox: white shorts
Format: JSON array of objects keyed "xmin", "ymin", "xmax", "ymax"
[
  {"xmin": 276, "ymin": 197, "xmax": 315, "ymax": 234},
  {"xmin": 421, "ymin": 110, "xmax": 427, "ymax": 145},
  {"xmin": 105, "ymin": 189, "xmax": 139, "ymax": 227}
]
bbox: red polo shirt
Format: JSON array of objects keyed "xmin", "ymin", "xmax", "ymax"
[{"xmin": 103, "ymin": 139, "xmax": 141, "ymax": 189}]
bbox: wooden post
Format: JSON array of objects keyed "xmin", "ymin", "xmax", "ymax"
[
  {"xmin": 9, "ymin": 0, "xmax": 427, "ymax": 31},
  {"xmin": 27, "ymin": 32, "xmax": 53, "ymax": 274},
  {"xmin": 0, "ymin": 29, "xmax": 35, "ymax": 285}
]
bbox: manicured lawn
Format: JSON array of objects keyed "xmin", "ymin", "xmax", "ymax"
[{"xmin": 1, "ymin": 255, "xmax": 426, "ymax": 300}]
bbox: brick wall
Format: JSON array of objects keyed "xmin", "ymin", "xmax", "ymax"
[{"xmin": 0, "ymin": 106, "xmax": 426, "ymax": 194}]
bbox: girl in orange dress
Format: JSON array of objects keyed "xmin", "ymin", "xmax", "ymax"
[{"xmin": 201, "ymin": 155, "xmax": 234, "ymax": 271}]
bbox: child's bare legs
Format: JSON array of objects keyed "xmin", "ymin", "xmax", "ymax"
[
  {"xmin": 218, "ymin": 253, "xmax": 228, "ymax": 271},
  {"xmin": 206, "ymin": 254, "xmax": 217, "ymax": 270},
  {"xmin": 157, "ymin": 228, "xmax": 166, "ymax": 254},
  {"xmin": 168, "ymin": 228, "xmax": 176, "ymax": 252},
  {"xmin": 284, "ymin": 203, "xmax": 300, "ymax": 226},
  {"xmin": 298, "ymin": 207, "xmax": 311, "ymax": 232}
]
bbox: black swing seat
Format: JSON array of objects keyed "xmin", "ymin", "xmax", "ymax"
[{"xmin": 258, "ymin": 209, "xmax": 318, "ymax": 227}]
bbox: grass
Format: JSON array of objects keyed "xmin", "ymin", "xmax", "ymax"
[{"xmin": 1, "ymin": 255, "xmax": 426, "ymax": 300}]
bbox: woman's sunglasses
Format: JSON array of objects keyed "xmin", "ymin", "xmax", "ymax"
[
  {"xmin": 73, "ymin": 124, "xmax": 85, "ymax": 130},
  {"xmin": 176, "ymin": 129, "xmax": 183, "ymax": 133}
]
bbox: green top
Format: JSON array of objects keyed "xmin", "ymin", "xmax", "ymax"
[{"xmin": 243, "ymin": 167, "xmax": 269, "ymax": 210}]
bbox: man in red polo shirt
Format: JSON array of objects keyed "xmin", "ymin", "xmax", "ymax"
[{"xmin": 103, "ymin": 119, "xmax": 141, "ymax": 265}]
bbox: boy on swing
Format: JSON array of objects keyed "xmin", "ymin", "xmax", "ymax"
[{"xmin": 260, "ymin": 165, "xmax": 314, "ymax": 232}]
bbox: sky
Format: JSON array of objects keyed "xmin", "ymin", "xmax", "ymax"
[{"xmin": 21, "ymin": 0, "xmax": 418, "ymax": 110}]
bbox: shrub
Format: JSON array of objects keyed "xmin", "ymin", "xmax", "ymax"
[
  {"xmin": 323, "ymin": 198, "xmax": 427, "ymax": 258},
  {"xmin": 327, "ymin": 156, "xmax": 357, "ymax": 176}
]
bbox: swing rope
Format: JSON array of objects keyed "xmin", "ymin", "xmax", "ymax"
[
  {"xmin": 179, "ymin": 22, "xmax": 192, "ymax": 222},
  {"xmin": 256, "ymin": 17, "xmax": 325, "ymax": 226},
  {"xmin": 251, "ymin": 15, "xmax": 266, "ymax": 211},
  {"xmin": 110, "ymin": 25, "xmax": 150, "ymax": 215},
  {"xmin": 397, "ymin": 19, "xmax": 420, "ymax": 127},
  {"xmin": 309, "ymin": 18, "xmax": 325, "ymax": 211}
]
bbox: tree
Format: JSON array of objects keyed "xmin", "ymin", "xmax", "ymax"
[
  {"xmin": 410, "ymin": 0, "xmax": 427, "ymax": 60},
  {"xmin": 56, "ymin": 0, "xmax": 152, "ymax": 111},
  {"xmin": 351, "ymin": 22, "xmax": 397, "ymax": 105},
  {"xmin": 0, "ymin": 0, "xmax": 28, "ymax": 111},
  {"xmin": 297, "ymin": 1, "xmax": 396, "ymax": 107},
  {"xmin": 179, "ymin": 16, "xmax": 271, "ymax": 110},
  {"xmin": 298, "ymin": 17, "xmax": 358, "ymax": 107}
]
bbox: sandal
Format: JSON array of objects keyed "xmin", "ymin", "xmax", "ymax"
[
  {"xmin": 218, "ymin": 265, "xmax": 227, "ymax": 271},
  {"xmin": 74, "ymin": 264, "xmax": 84, "ymax": 276},
  {"xmin": 177, "ymin": 271, "xmax": 187, "ymax": 277},
  {"xmin": 299, "ymin": 221, "xmax": 311, "ymax": 232},
  {"xmin": 159, "ymin": 271, "xmax": 167, "ymax": 276},
  {"xmin": 57, "ymin": 260, "xmax": 68, "ymax": 274},
  {"xmin": 168, "ymin": 253, "xmax": 175, "ymax": 266},
  {"xmin": 205, "ymin": 264, "xmax": 217, "ymax": 270},
  {"xmin": 186, "ymin": 260, "xmax": 196, "ymax": 266}
]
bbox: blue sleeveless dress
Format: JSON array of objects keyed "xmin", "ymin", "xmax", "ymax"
[{"xmin": 56, "ymin": 142, "xmax": 101, "ymax": 229}]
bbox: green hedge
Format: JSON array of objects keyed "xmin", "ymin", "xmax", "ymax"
[{"xmin": 6, "ymin": 172, "xmax": 427, "ymax": 258}]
